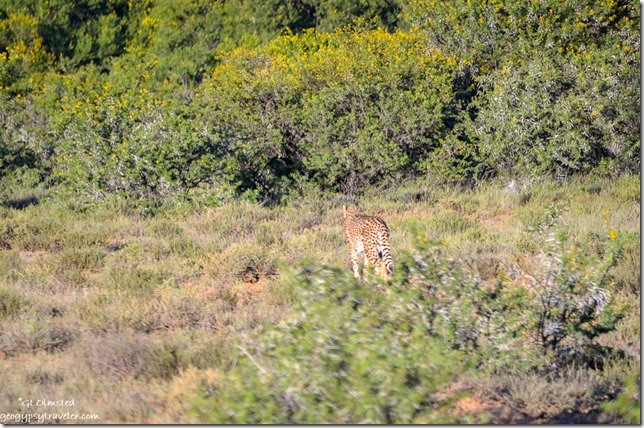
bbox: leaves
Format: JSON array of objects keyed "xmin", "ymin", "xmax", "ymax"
[{"xmin": 0, "ymin": 0, "xmax": 639, "ymax": 203}]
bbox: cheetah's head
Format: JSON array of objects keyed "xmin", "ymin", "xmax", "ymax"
[{"xmin": 343, "ymin": 205, "xmax": 362, "ymax": 218}]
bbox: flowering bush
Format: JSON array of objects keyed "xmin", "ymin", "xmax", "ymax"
[{"xmin": 0, "ymin": 0, "xmax": 639, "ymax": 203}]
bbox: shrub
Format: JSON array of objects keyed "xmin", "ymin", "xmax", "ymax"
[
  {"xmin": 2, "ymin": 0, "xmax": 639, "ymax": 202},
  {"xmin": 493, "ymin": 368, "xmax": 607, "ymax": 418},
  {"xmin": 78, "ymin": 332, "xmax": 183, "ymax": 380},
  {"xmin": 403, "ymin": 0, "xmax": 640, "ymax": 181},
  {"xmin": 199, "ymin": 25, "xmax": 456, "ymax": 200},
  {"xmin": 601, "ymin": 375, "xmax": 641, "ymax": 424},
  {"xmin": 467, "ymin": 51, "xmax": 639, "ymax": 178},
  {"xmin": 189, "ymin": 266, "xmax": 469, "ymax": 423},
  {"xmin": 0, "ymin": 313, "xmax": 64, "ymax": 356},
  {"xmin": 0, "ymin": 285, "xmax": 27, "ymax": 319},
  {"xmin": 395, "ymin": 235, "xmax": 535, "ymax": 371},
  {"xmin": 520, "ymin": 229, "xmax": 625, "ymax": 369},
  {"xmin": 43, "ymin": 61, "xmax": 232, "ymax": 205},
  {"xmin": 55, "ymin": 247, "xmax": 105, "ymax": 270}
]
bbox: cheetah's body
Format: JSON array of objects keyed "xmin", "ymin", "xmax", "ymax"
[{"xmin": 343, "ymin": 206, "xmax": 393, "ymax": 280}]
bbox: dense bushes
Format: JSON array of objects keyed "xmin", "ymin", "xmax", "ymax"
[
  {"xmin": 43, "ymin": 61, "xmax": 232, "ymax": 203},
  {"xmin": 469, "ymin": 51, "xmax": 639, "ymax": 178},
  {"xmin": 198, "ymin": 27, "xmax": 457, "ymax": 199},
  {"xmin": 397, "ymin": 223, "xmax": 627, "ymax": 373},
  {"xmin": 403, "ymin": 0, "xmax": 640, "ymax": 180},
  {"xmin": 0, "ymin": 0, "xmax": 639, "ymax": 204}
]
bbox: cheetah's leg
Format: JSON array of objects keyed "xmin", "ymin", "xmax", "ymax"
[
  {"xmin": 364, "ymin": 244, "xmax": 380, "ymax": 278},
  {"xmin": 350, "ymin": 248, "xmax": 361, "ymax": 278},
  {"xmin": 363, "ymin": 260, "xmax": 373, "ymax": 278},
  {"xmin": 384, "ymin": 263, "xmax": 392, "ymax": 282},
  {"xmin": 379, "ymin": 260, "xmax": 388, "ymax": 280}
]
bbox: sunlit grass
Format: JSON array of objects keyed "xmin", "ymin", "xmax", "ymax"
[{"xmin": 0, "ymin": 175, "xmax": 639, "ymax": 423}]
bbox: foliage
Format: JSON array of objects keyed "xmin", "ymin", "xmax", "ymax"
[
  {"xmin": 0, "ymin": 0, "xmax": 132, "ymax": 92},
  {"xmin": 308, "ymin": 0, "xmax": 401, "ymax": 32},
  {"xmin": 198, "ymin": 26, "xmax": 456, "ymax": 199},
  {"xmin": 402, "ymin": 0, "xmax": 640, "ymax": 180},
  {"xmin": 467, "ymin": 49, "xmax": 639, "ymax": 178},
  {"xmin": 520, "ymin": 229, "xmax": 625, "ymax": 369},
  {"xmin": 401, "ymin": 0, "xmax": 639, "ymax": 92},
  {"xmin": 0, "ymin": 94, "xmax": 52, "ymax": 186},
  {"xmin": 0, "ymin": 0, "xmax": 639, "ymax": 203},
  {"xmin": 397, "ymin": 222, "xmax": 626, "ymax": 373},
  {"xmin": 601, "ymin": 375, "xmax": 641, "ymax": 424},
  {"xmin": 190, "ymin": 265, "xmax": 469, "ymax": 423},
  {"xmin": 44, "ymin": 60, "xmax": 234, "ymax": 204}
]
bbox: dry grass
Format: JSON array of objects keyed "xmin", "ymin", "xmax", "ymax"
[{"xmin": 0, "ymin": 175, "xmax": 639, "ymax": 423}]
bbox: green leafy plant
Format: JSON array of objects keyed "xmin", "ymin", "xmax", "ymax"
[
  {"xmin": 601, "ymin": 375, "xmax": 641, "ymax": 424},
  {"xmin": 189, "ymin": 265, "xmax": 470, "ymax": 423}
]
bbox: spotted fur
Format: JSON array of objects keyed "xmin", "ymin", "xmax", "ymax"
[{"xmin": 343, "ymin": 205, "xmax": 393, "ymax": 280}]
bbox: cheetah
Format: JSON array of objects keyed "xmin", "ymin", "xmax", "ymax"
[{"xmin": 343, "ymin": 205, "xmax": 393, "ymax": 280}]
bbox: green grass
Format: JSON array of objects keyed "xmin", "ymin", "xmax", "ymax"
[{"xmin": 0, "ymin": 175, "xmax": 639, "ymax": 423}]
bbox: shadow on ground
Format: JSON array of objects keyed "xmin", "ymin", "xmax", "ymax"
[{"xmin": 1, "ymin": 196, "xmax": 40, "ymax": 209}]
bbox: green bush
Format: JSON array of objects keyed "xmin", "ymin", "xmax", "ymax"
[
  {"xmin": 189, "ymin": 265, "xmax": 469, "ymax": 423},
  {"xmin": 520, "ymin": 230, "xmax": 625, "ymax": 369},
  {"xmin": 399, "ymin": 220, "xmax": 627, "ymax": 372},
  {"xmin": 40, "ymin": 59, "xmax": 233, "ymax": 205},
  {"xmin": 0, "ymin": 285, "xmax": 27, "ymax": 319},
  {"xmin": 467, "ymin": 51, "xmax": 639, "ymax": 178},
  {"xmin": 403, "ymin": 0, "xmax": 640, "ymax": 180},
  {"xmin": 199, "ymin": 26, "xmax": 456, "ymax": 199},
  {"xmin": 601, "ymin": 375, "xmax": 641, "ymax": 424}
]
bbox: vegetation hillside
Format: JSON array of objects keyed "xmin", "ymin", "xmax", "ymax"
[{"xmin": 0, "ymin": 0, "xmax": 640, "ymax": 423}]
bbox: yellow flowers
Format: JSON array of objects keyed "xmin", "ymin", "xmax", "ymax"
[
  {"xmin": 601, "ymin": 209, "xmax": 611, "ymax": 225},
  {"xmin": 609, "ymin": 229, "xmax": 619, "ymax": 241},
  {"xmin": 141, "ymin": 15, "xmax": 158, "ymax": 29}
]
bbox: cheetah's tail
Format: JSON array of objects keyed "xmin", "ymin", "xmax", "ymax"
[
  {"xmin": 380, "ymin": 245, "xmax": 393, "ymax": 274},
  {"xmin": 377, "ymin": 232, "xmax": 394, "ymax": 275}
]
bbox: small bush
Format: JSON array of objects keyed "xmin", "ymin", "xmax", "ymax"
[
  {"xmin": 521, "ymin": 230, "xmax": 625, "ymax": 369},
  {"xmin": 168, "ymin": 237, "xmax": 203, "ymax": 259},
  {"xmin": 149, "ymin": 219, "xmax": 185, "ymax": 238},
  {"xmin": 10, "ymin": 216, "xmax": 61, "ymax": 251},
  {"xmin": 78, "ymin": 333, "xmax": 183, "ymax": 380},
  {"xmin": 104, "ymin": 266, "xmax": 171, "ymax": 294},
  {"xmin": 0, "ymin": 314, "xmax": 75, "ymax": 356},
  {"xmin": 0, "ymin": 250, "xmax": 23, "ymax": 282},
  {"xmin": 427, "ymin": 211, "xmax": 480, "ymax": 236},
  {"xmin": 0, "ymin": 220, "xmax": 16, "ymax": 249},
  {"xmin": 55, "ymin": 247, "xmax": 106, "ymax": 272},
  {"xmin": 60, "ymin": 229, "xmax": 108, "ymax": 249},
  {"xmin": 0, "ymin": 286, "xmax": 28, "ymax": 319},
  {"xmin": 490, "ymin": 368, "xmax": 608, "ymax": 419}
]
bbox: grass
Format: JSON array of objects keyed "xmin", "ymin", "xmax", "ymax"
[{"xmin": 0, "ymin": 174, "xmax": 639, "ymax": 423}]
